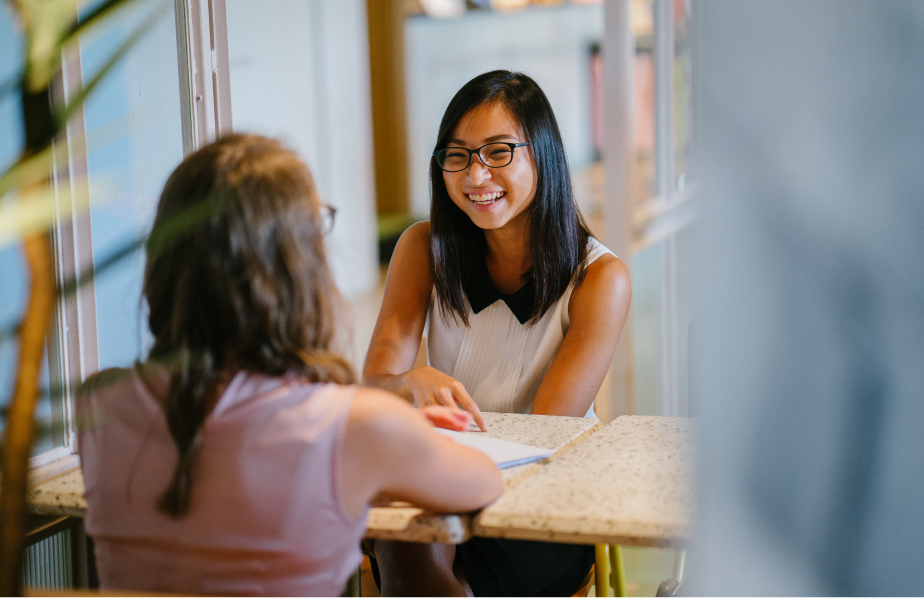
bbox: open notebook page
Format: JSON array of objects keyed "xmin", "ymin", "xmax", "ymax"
[{"xmin": 434, "ymin": 428, "xmax": 554, "ymax": 469}]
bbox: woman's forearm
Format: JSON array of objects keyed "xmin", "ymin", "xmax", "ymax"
[{"xmin": 362, "ymin": 371, "xmax": 416, "ymax": 405}]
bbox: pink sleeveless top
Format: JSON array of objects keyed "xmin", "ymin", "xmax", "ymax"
[{"xmin": 78, "ymin": 366, "xmax": 367, "ymax": 596}]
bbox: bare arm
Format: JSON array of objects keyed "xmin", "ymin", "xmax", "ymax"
[
  {"xmin": 362, "ymin": 222, "xmax": 487, "ymax": 430},
  {"xmin": 341, "ymin": 388, "xmax": 504, "ymax": 518},
  {"xmin": 530, "ymin": 254, "xmax": 631, "ymax": 417}
]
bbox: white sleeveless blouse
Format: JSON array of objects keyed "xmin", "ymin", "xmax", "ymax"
[{"xmin": 427, "ymin": 238, "xmax": 614, "ymax": 417}]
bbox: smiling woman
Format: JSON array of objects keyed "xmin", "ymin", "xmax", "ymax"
[
  {"xmin": 440, "ymin": 103, "xmax": 536, "ymax": 242},
  {"xmin": 362, "ymin": 70, "xmax": 631, "ymax": 597}
]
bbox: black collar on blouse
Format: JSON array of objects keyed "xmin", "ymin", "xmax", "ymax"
[{"xmin": 462, "ymin": 256, "xmax": 535, "ymax": 325}]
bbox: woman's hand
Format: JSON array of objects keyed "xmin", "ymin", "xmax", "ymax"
[
  {"xmin": 418, "ymin": 405, "xmax": 472, "ymax": 431},
  {"xmin": 406, "ymin": 367, "xmax": 488, "ymax": 431},
  {"xmin": 362, "ymin": 223, "xmax": 486, "ymax": 432}
]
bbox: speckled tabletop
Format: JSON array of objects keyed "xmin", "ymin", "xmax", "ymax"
[
  {"xmin": 364, "ymin": 412, "xmax": 601, "ymax": 543},
  {"xmin": 473, "ymin": 415, "xmax": 695, "ymax": 548},
  {"xmin": 27, "ymin": 468, "xmax": 86, "ymax": 517},
  {"xmin": 26, "ymin": 411, "xmax": 602, "ymax": 544}
]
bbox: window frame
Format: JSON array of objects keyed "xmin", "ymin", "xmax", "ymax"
[
  {"xmin": 27, "ymin": 0, "xmax": 232, "ymax": 478},
  {"xmin": 603, "ymin": 0, "xmax": 698, "ymax": 419}
]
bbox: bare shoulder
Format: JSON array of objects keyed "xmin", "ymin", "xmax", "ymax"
[
  {"xmin": 578, "ymin": 254, "xmax": 630, "ymax": 295},
  {"xmin": 568, "ymin": 254, "xmax": 631, "ymax": 322},
  {"xmin": 401, "ymin": 220, "xmax": 431, "ymax": 244},
  {"xmin": 392, "ymin": 221, "xmax": 431, "ymax": 262},
  {"xmin": 384, "ymin": 221, "xmax": 434, "ymax": 295}
]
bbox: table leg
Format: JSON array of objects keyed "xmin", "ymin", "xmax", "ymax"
[
  {"xmin": 609, "ymin": 544, "xmax": 627, "ymax": 597},
  {"xmin": 595, "ymin": 544, "xmax": 612, "ymax": 597}
]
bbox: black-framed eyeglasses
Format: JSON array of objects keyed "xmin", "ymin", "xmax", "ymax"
[
  {"xmin": 432, "ymin": 142, "xmax": 530, "ymax": 173},
  {"xmin": 320, "ymin": 204, "xmax": 337, "ymax": 235}
]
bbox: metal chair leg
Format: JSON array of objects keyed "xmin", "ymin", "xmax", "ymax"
[
  {"xmin": 595, "ymin": 544, "xmax": 612, "ymax": 597},
  {"xmin": 656, "ymin": 549, "xmax": 688, "ymax": 597},
  {"xmin": 673, "ymin": 549, "xmax": 686, "ymax": 583},
  {"xmin": 609, "ymin": 544, "xmax": 627, "ymax": 597}
]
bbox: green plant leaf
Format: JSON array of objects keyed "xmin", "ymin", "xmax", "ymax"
[
  {"xmin": 0, "ymin": 190, "xmax": 229, "ymax": 341},
  {"xmin": 0, "ymin": 179, "xmax": 93, "ymax": 247},
  {"xmin": 0, "ymin": 142, "xmax": 66, "ymax": 200},
  {"xmin": 17, "ymin": 0, "xmax": 75, "ymax": 92}
]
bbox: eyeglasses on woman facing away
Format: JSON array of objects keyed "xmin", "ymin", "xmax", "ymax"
[
  {"xmin": 432, "ymin": 142, "xmax": 530, "ymax": 173},
  {"xmin": 319, "ymin": 204, "xmax": 336, "ymax": 235}
]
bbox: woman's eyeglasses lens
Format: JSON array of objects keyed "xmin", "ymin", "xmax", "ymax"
[
  {"xmin": 436, "ymin": 143, "xmax": 517, "ymax": 172},
  {"xmin": 320, "ymin": 205, "xmax": 336, "ymax": 235}
]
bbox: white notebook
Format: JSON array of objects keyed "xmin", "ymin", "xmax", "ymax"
[{"xmin": 435, "ymin": 428, "xmax": 554, "ymax": 469}]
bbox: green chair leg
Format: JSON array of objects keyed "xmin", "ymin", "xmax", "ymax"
[
  {"xmin": 609, "ymin": 544, "xmax": 627, "ymax": 597},
  {"xmin": 342, "ymin": 565, "xmax": 361, "ymax": 597},
  {"xmin": 595, "ymin": 544, "xmax": 612, "ymax": 597}
]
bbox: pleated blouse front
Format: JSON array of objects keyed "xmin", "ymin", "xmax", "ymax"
[{"xmin": 427, "ymin": 238, "xmax": 613, "ymax": 416}]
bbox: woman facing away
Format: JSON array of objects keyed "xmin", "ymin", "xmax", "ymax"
[
  {"xmin": 363, "ymin": 71, "xmax": 632, "ymax": 596},
  {"xmin": 77, "ymin": 134, "xmax": 503, "ymax": 596}
]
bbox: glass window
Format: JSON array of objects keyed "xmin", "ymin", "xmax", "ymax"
[
  {"xmin": 631, "ymin": 240, "xmax": 664, "ymax": 416},
  {"xmin": 79, "ymin": 0, "xmax": 185, "ymax": 371},
  {"xmin": 626, "ymin": 0, "xmax": 697, "ymax": 418},
  {"xmin": 0, "ymin": 9, "xmax": 26, "ymax": 425}
]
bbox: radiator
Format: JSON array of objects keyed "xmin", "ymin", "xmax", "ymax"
[{"xmin": 21, "ymin": 528, "xmax": 73, "ymax": 589}]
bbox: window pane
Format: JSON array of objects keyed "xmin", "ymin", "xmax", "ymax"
[
  {"xmin": 0, "ymin": 9, "xmax": 25, "ymax": 426},
  {"xmin": 80, "ymin": 0, "xmax": 185, "ymax": 371},
  {"xmin": 673, "ymin": 0, "xmax": 692, "ymax": 191},
  {"xmin": 631, "ymin": 240, "xmax": 664, "ymax": 415},
  {"xmin": 632, "ymin": 0, "xmax": 657, "ymax": 203},
  {"xmin": 0, "ymin": 247, "xmax": 27, "ymax": 441}
]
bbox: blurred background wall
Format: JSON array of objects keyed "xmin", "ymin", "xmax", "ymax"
[{"xmin": 225, "ymin": 0, "xmax": 379, "ymax": 300}]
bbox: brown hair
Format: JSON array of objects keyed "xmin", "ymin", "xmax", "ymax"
[{"xmin": 143, "ymin": 134, "xmax": 354, "ymax": 518}]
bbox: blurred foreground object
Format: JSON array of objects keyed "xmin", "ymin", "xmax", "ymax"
[
  {"xmin": 1, "ymin": 0, "xmax": 155, "ymax": 593},
  {"xmin": 695, "ymin": 1, "xmax": 924, "ymax": 595}
]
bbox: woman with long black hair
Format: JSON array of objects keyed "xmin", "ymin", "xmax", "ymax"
[{"xmin": 364, "ymin": 71, "xmax": 631, "ymax": 596}]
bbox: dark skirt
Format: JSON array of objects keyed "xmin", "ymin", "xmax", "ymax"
[
  {"xmin": 456, "ymin": 537, "xmax": 594, "ymax": 597},
  {"xmin": 370, "ymin": 537, "xmax": 594, "ymax": 597}
]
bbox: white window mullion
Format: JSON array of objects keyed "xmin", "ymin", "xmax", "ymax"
[
  {"xmin": 661, "ymin": 234, "xmax": 680, "ymax": 416},
  {"xmin": 654, "ymin": 0, "xmax": 674, "ymax": 198},
  {"xmin": 176, "ymin": 0, "xmax": 233, "ymax": 153},
  {"xmin": 602, "ymin": 0, "xmax": 637, "ymax": 419}
]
